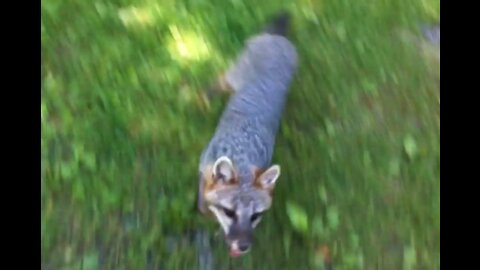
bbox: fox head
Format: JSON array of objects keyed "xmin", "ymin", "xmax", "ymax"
[{"xmin": 200, "ymin": 156, "xmax": 280, "ymax": 257}]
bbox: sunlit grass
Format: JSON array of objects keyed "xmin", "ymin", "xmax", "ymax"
[
  {"xmin": 118, "ymin": 5, "xmax": 160, "ymax": 27},
  {"xmin": 41, "ymin": 0, "xmax": 439, "ymax": 268},
  {"xmin": 167, "ymin": 25, "xmax": 212, "ymax": 64}
]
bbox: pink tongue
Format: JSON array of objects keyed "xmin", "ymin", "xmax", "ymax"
[{"xmin": 229, "ymin": 248, "xmax": 242, "ymax": 258}]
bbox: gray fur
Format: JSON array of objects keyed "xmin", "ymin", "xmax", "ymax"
[
  {"xmin": 198, "ymin": 17, "xmax": 298, "ymax": 254},
  {"xmin": 200, "ymin": 34, "xmax": 297, "ymax": 184}
]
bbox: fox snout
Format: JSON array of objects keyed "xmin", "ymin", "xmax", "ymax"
[{"xmin": 225, "ymin": 221, "xmax": 254, "ymax": 256}]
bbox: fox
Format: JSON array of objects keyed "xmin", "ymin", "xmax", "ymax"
[{"xmin": 197, "ymin": 11, "xmax": 298, "ymax": 257}]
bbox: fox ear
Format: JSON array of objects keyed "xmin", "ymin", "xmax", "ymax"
[
  {"xmin": 256, "ymin": 165, "xmax": 280, "ymax": 190},
  {"xmin": 212, "ymin": 156, "xmax": 235, "ymax": 184}
]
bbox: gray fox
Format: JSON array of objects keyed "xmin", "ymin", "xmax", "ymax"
[{"xmin": 197, "ymin": 11, "xmax": 298, "ymax": 257}]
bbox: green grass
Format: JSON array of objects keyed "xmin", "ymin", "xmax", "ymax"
[{"xmin": 41, "ymin": 0, "xmax": 440, "ymax": 269}]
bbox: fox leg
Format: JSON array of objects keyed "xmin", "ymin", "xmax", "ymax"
[
  {"xmin": 213, "ymin": 74, "xmax": 234, "ymax": 94},
  {"xmin": 203, "ymin": 73, "xmax": 235, "ymax": 99},
  {"xmin": 199, "ymin": 73, "xmax": 234, "ymax": 109}
]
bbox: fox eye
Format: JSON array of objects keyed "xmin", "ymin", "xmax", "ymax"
[
  {"xmin": 250, "ymin": 212, "xmax": 263, "ymax": 222},
  {"xmin": 222, "ymin": 208, "xmax": 236, "ymax": 219}
]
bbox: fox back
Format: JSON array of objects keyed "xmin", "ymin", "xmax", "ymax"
[{"xmin": 198, "ymin": 12, "xmax": 297, "ymax": 257}]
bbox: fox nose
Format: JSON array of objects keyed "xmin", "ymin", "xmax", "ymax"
[{"xmin": 238, "ymin": 243, "xmax": 250, "ymax": 252}]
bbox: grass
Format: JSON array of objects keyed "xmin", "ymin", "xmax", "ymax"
[{"xmin": 41, "ymin": 0, "xmax": 440, "ymax": 269}]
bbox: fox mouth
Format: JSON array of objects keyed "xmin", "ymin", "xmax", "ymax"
[
  {"xmin": 229, "ymin": 246, "xmax": 248, "ymax": 258},
  {"xmin": 228, "ymin": 240, "xmax": 250, "ymax": 258},
  {"xmin": 229, "ymin": 247, "xmax": 245, "ymax": 257}
]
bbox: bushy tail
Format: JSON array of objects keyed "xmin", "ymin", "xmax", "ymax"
[{"xmin": 263, "ymin": 11, "xmax": 291, "ymax": 37}]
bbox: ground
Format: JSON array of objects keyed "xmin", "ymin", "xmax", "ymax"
[{"xmin": 41, "ymin": 0, "xmax": 440, "ymax": 269}]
